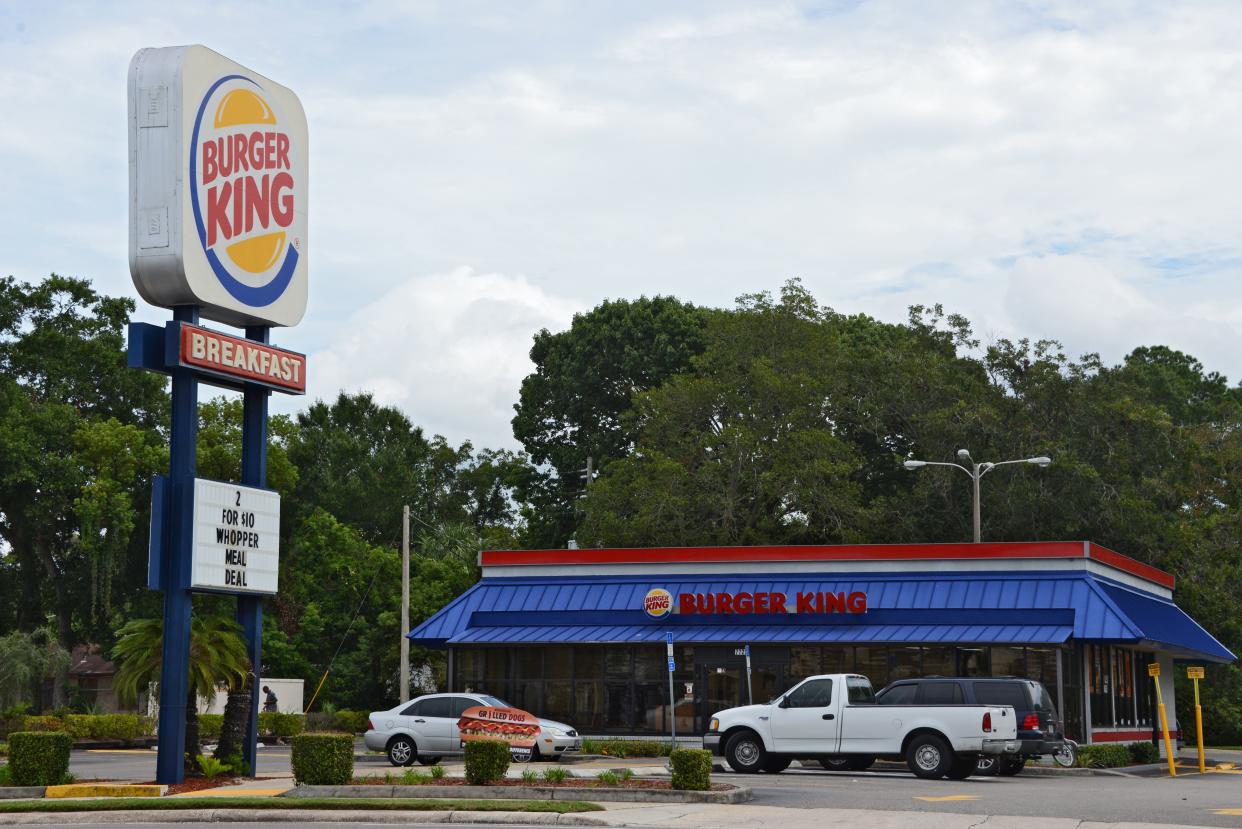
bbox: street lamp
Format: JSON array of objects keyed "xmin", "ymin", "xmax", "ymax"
[{"xmin": 903, "ymin": 450, "xmax": 1051, "ymax": 543}]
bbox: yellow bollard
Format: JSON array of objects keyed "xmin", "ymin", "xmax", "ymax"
[
  {"xmin": 1149, "ymin": 663, "xmax": 1175, "ymax": 777},
  {"xmin": 1188, "ymin": 666, "xmax": 1206, "ymax": 774}
]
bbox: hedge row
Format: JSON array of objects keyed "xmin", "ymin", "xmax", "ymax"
[
  {"xmin": 1077, "ymin": 741, "xmax": 1161, "ymax": 768},
  {"xmin": 464, "ymin": 739, "xmax": 510, "ymax": 785},
  {"xmin": 1, "ymin": 712, "xmax": 307, "ymax": 743},
  {"xmin": 305, "ymin": 710, "xmax": 370, "ymax": 734},
  {"xmin": 669, "ymin": 748, "xmax": 712, "ymax": 791},
  {"xmin": 580, "ymin": 738, "xmax": 671, "ymax": 757}
]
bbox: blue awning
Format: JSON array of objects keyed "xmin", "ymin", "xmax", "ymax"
[{"xmin": 408, "ymin": 571, "xmax": 1234, "ymax": 663}]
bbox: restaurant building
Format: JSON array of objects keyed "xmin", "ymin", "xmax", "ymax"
[{"xmin": 406, "ymin": 541, "xmax": 1235, "ymax": 746}]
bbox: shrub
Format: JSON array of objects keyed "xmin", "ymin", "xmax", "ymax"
[
  {"xmin": 596, "ymin": 770, "xmax": 620, "ymax": 787},
  {"xmin": 542, "ymin": 765, "xmax": 568, "ymax": 783},
  {"xmin": 334, "ymin": 710, "xmax": 371, "ymax": 734},
  {"xmin": 463, "ymin": 739, "xmax": 510, "ymax": 785},
  {"xmin": 8, "ymin": 731, "xmax": 73, "ymax": 786},
  {"xmin": 260, "ymin": 712, "xmax": 305, "ymax": 738},
  {"xmin": 1076, "ymin": 744, "xmax": 1133, "ymax": 768},
  {"xmin": 586, "ymin": 738, "xmax": 670, "ymax": 758},
  {"xmin": 0, "ymin": 764, "xmax": 9, "ymax": 786},
  {"xmin": 290, "ymin": 732, "xmax": 353, "ymax": 785},
  {"xmin": 400, "ymin": 768, "xmax": 427, "ymax": 785},
  {"xmin": 0, "ymin": 742, "xmax": 7, "ymax": 758},
  {"xmin": 61, "ymin": 714, "xmax": 151, "ymax": 741},
  {"xmin": 619, "ymin": 767, "xmax": 634, "ymax": 782},
  {"xmin": 1128, "ymin": 741, "xmax": 1160, "ymax": 764},
  {"xmin": 521, "ymin": 768, "xmax": 539, "ymax": 784},
  {"xmin": 198, "ymin": 715, "xmax": 224, "ymax": 740},
  {"xmin": 196, "ymin": 755, "xmax": 230, "ymax": 780},
  {"xmin": 670, "ymin": 748, "xmax": 712, "ymax": 791},
  {"xmin": 429, "ymin": 763, "xmax": 445, "ymax": 780}
]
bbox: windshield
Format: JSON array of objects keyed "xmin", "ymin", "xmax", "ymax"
[{"xmin": 846, "ymin": 676, "xmax": 875, "ymax": 704}]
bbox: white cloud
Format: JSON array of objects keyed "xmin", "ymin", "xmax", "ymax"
[{"xmin": 301, "ymin": 267, "xmax": 582, "ymax": 449}]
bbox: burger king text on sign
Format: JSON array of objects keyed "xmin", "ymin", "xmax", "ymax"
[
  {"xmin": 178, "ymin": 323, "xmax": 306, "ymax": 394},
  {"xmin": 129, "ymin": 45, "xmax": 308, "ymax": 329}
]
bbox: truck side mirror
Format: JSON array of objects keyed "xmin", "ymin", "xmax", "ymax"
[{"xmin": 777, "ymin": 696, "xmax": 790, "ymax": 709}]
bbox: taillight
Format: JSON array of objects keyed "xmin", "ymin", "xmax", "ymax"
[
  {"xmin": 368, "ymin": 718, "xmax": 375, "ymax": 731},
  {"xmin": 1022, "ymin": 714, "xmax": 1040, "ymax": 731},
  {"xmin": 983, "ymin": 712, "xmax": 992, "ymax": 732}
]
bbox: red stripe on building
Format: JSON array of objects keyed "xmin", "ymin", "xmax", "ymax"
[
  {"xmin": 480, "ymin": 541, "xmax": 1174, "ymax": 589},
  {"xmin": 1090, "ymin": 729, "xmax": 1175, "ymax": 743}
]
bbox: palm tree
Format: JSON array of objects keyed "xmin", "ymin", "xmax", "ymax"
[{"xmin": 112, "ymin": 616, "xmax": 249, "ymax": 774}]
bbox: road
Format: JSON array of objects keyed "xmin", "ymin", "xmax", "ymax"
[
  {"xmin": 715, "ymin": 764, "xmax": 1242, "ymax": 827},
  {"xmin": 65, "ymin": 750, "xmax": 1242, "ymax": 828}
]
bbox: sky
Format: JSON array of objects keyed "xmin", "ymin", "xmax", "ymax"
[{"xmin": 3, "ymin": 1, "xmax": 1242, "ymax": 451}]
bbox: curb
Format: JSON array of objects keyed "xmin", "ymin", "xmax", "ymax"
[
  {"xmin": 0, "ymin": 810, "xmax": 608, "ymax": 825},
  {"xmin": 46, "ymin": 784, "xmax": 166, "ymax": 798},
  {"xmin": 0, "ymin": 787, "xmax": 45, "ymax": 800},
  {"xmin": 285, "ymin": 784, "xmax": 750, "ymax": 804}
]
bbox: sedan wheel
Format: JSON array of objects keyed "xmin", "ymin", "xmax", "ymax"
[{"xmin": 387, "ymin": 736, "xmax": 416, "ymax": 767}]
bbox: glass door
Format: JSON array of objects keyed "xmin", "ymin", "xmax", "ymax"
[{"xmin": 700, "ymin": 662, "xmax": 743, "ymax": 728}]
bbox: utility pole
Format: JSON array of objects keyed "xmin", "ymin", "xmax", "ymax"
[{"xmin": 400, "ymin": 504, "xmax": 410, "ymax": 702}]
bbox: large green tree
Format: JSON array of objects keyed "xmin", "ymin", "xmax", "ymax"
[
  {"xmin": 511, "ymin": 296, "xmax": 709, "ymax": 547},
  {"xmin": 0, "ymin": 276, "xmax": 167, "ymax": 702}
]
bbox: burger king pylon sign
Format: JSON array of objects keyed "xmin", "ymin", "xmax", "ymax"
[{"xmin": 128, "ymin": 45, "xmax": 308, "ymax": 328}]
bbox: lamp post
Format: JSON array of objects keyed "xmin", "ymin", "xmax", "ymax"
[{"xmin": 904, "ymin": 450, "xmax": 1051, "ymax": 542}]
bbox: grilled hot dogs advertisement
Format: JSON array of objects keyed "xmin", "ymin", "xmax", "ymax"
[{"xmin": 457, "ymin": 706, "xmax": 540, "ymax": 758}]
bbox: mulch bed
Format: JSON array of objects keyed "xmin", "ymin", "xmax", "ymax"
[
  {"xmin": 349, "ymin": 777, "xmax": 732, "ymax": 791},
  {"xmin": 142, "ymin": 776, "xmax": 237, "ymax": 795}
]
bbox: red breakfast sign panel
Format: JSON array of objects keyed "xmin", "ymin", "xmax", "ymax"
[
  {"xmin": 457, "ymin": 706, "xmax": 540, "ymax": 749},
  {"xmin": 179, "ymin": 323, "xmax": 306, "ymax": 393}
]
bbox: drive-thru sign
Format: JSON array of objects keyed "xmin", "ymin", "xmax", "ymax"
[{"xmin": 128, "ymin": 44, "xmax": 308, "ymax": 786}]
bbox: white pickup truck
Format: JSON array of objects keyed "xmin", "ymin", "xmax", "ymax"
[{"xmin": 703, "ymin": 673, "xmax": 1020, "ymax": 779}]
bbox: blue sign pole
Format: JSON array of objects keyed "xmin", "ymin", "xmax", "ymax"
[
  {"xmin": 236, "ymin": 325, "xmax": 270, "ymax": 777},
  {"xmin": 155, "ymin": 306, "xmax": 199, "ymax": 785},
  {"xmin": 666, "ymin": 632, "xmax": 675, "ymax": 747}
]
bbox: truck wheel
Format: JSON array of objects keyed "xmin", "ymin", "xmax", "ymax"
[
  {"xmin": 725, "ymin": 731, "xmax": 766, "ymax": 774},
  {"xmin": 906, "ymin": 734, "xmax": 953, "ymax": 779},
  {"xmin": 761, "ymin": 756, "xmax": 791, "ymax": 773},
  {"xmin": 998, "ymin": 757, "xmax": 1027, "ymax": 776},
  {"xmin": 946, "ymin": 753, "xmax": 977, "ymax": 780}
]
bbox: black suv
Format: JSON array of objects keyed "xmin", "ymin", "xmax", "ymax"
[{"xmin": 875, "ymin": 677, "xmax": 1068, "ymax": 775}]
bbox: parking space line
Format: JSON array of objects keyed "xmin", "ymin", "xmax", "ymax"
[
  {"xmin": 916, "ymin": 795, "xmax": 979, "ymax": 802},
  {"xmin": 1212, "ymin": 809, "xmax": 1242, "ymax": 816}
]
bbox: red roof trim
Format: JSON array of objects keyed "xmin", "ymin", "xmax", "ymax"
[{"xmin": 480, "ymin": 541, "xmax": 1176, "ymax": 589}]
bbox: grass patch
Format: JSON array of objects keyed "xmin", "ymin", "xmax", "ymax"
[{"xmin": 0, "ymin": 797, "xmax": 602, "ymax": 814}]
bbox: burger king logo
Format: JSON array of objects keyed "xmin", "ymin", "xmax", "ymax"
[
  {"xmin": 644, "ymin": 588, "xmax": 673, "ymax": 618},
  {"xmin": 190, "ymin": 75, "xmax": 302, "ymax": 309}
]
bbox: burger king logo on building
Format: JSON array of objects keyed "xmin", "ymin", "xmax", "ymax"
[
  {"xmin": 191, "ymin": 76, "xmax": 301, "ymax": 309},
  {"xmin": 644, "ymin": 588, "xmax": 673, "ymax": 618}
]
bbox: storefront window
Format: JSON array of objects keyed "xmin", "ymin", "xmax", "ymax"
[
  {"xmin": 455, "ymin": 649, "xmax": 484, "ymax": 687},
  {"xmin": 991, "ymin": 646, "xmax": 1025, "ymax": 677},
  {"xmin": 574, "ymin": 647, "xmax": 603, "ymax": 677},
  {"xmin": 635, "ymin": 683, "xmax": 667, "ymax": 731},
  {"xmin": 1114, "ymin": 648, "xmax": 1135, "ymax": 727},
  {"xmin": 921, "ymin": 646, "xmax": 956, "ymax": 677},
  {"xmin": 546, "ymin": 648, "xmax": 572, "ymax": 680},
  {"xmin": 957, "ymin": 647, "xmax": 989, "ymax": 676},
  {"xmin": 604, "ymin": 682, "xmax": 631, "ymax": 729},
  {"xmin": 605, "ymin": 648, "xmax": 632, "ymax": 677},
  {"xmin": 1088, "ymin": 644, "xmax": 1113, "ymax": 727},
  {"xmin": 513, "ymin": 649, "xmax": 542, "ymax": 679},
  {"xmin": 854, "ymin": 647, "xmax": 888, "ymax": 686},
  {"xmin": 889, "ymin": 647, "xmax": 922, "ymax": 680},
  {"xmin": 822, "ymin": 647, "xmax": 851, "ymax": 674},
  {"xmin": 1133, "ymin": 654, "xmax": 1154, "ymax": 727},
  {"xmin": 791, "ymin": 646, "xmax": 821, "ymax": 678},
  {"xmin": 574, "ymin": 682, "xmax": 602, "ymax": 731},
  {"xmin": 1025, "ymin": 647, "xmax": 1058, "ymax": 707},
  {"xmin": 634, "ymin": 647, "xmax": 665, "ymax": 681},
  {"xmin": 484, "ymin": 649, "xmax": 509, "ymax": 682},
  {"xmin": 544, "ymin": 681, "xmax": 573, "ymax": 724},
  {"xmin": 1062, "ymin": 643, "xmax": 1085, "ymax": 741}
]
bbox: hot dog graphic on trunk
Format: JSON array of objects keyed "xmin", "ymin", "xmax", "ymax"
[{"xmin": 457, "ymin": 706, "xmax": 540, "ymax": 760}]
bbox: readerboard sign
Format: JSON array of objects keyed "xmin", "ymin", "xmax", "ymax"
[
  {"xmin": 190, "ymin": 478, "xmax": 280, "ymax": 594},
  {"xmin": 128, "ymin": 45, "xmax": 308, "ymax": 328}
]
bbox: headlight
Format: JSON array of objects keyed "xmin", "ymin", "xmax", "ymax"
[
  {"xmin": 545, "ymin": 727, "xmax": 566, "ymax": 737},
  {"xmin": 709, "ymin": 718, "xmax": 720, "ymax": 732}
]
